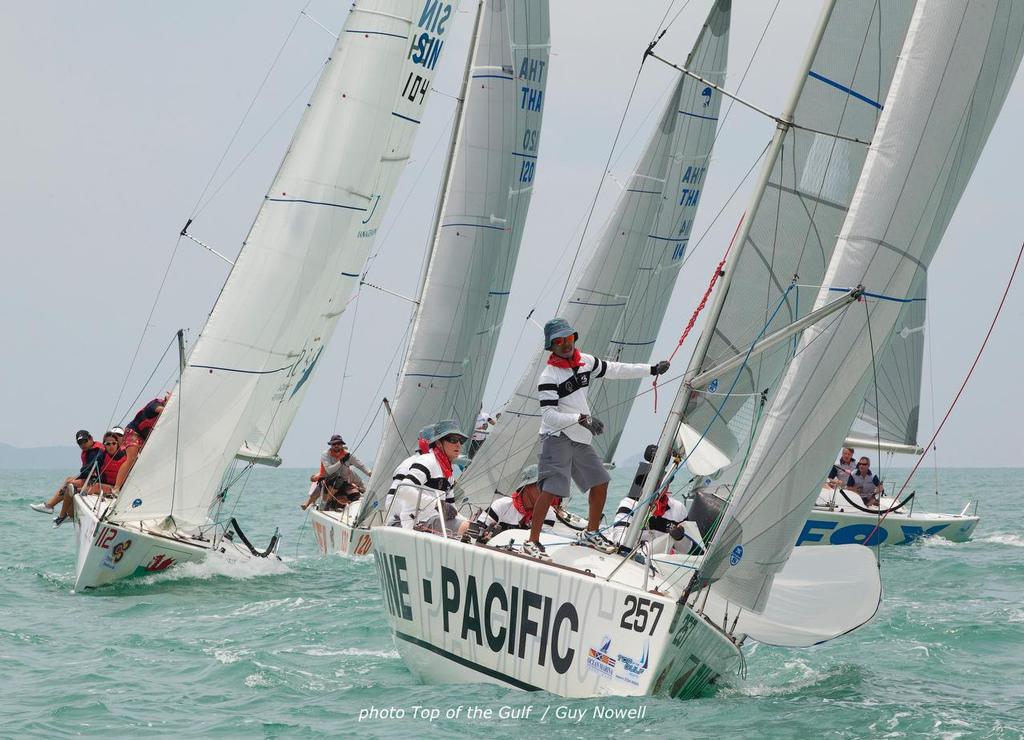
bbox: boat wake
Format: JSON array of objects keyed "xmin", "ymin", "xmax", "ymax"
[
  {"xmin": 137, "ymin": 550, "xmax": 290, "ymax": 586},
  {"xmin": 975, "ymin": 533, "xmax": 1024, "ymax": 547}
]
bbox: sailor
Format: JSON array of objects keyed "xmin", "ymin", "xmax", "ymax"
[
  {"xmin": 473, "ymin": 465, "xmax": 556, "ymax": 544},
  {"xmin": 468, "ymin": 406, "xmax": 496, "ymax": 459},
  {"xmin": 390, "ymin": 420, "xmax": 469, "ymax": 536},
  {"xmin": 847, "ymin": 456, "xmax": 884, "ymax": 507},
  {"xmin": 827, "ymin": 447, "xmax": 856, "ymax": 488},
  {"xmin": 302, "ymin": 434, "xmax": 372, "ymax": 510},
  {"xmin": 524, "ymin": 317, "xmax": 671, "ymax": 560},
  {"xmin": 114, "ymin": 392, "xmax": 170, "ymax": 491},
  {"xmin": 382, "ymin": 424, "xmax": 435, "ymax": 524},
  {"xmin": 52, "ymin": 431, "xmax": 127, "ymax": 525},
  {"xmin": 31, "ymin": 429, "xmax": 105, "ymax": 526}
]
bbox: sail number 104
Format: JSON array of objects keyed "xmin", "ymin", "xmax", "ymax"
[{"xmin": 620, "ymin": 595, "xmax": 664, "ymax": 634}]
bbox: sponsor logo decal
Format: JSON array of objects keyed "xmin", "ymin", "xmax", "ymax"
[
  {"xmin": 145, "ymin": 554, "xmax": 176, "ymax": 572},
  {"xmin": 708, "ymin": 378, "xmax": 719, "ymax": 393},
  {"xmin": 131, "ymin": 498, "xmax": 142, "ymax": 508},
  {"xmin": 796, "ymin": 520, "xmax": 952, "ymax": 547},
  {"xmin": 615, "ymin": 641, "xmax": 650, "ymax": 685},
  {"xmin": 730, "ymin": 544, "xmax": 743, "ymax": 566},
  {"xmin": 586, "ymin": 636, "xmax": 617, "ymax": 678},
  {"xmin": 101, "ymin": 538, "xmax": 132, "ymax": 570}
]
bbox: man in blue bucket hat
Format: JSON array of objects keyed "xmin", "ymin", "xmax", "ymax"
[{"xmin": 523, "ymin": 318, "xmax": 671, "ymax": 560}]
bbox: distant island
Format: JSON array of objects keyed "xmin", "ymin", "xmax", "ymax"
[{"xmin": 0, "ymin": 443, "xmax": 77, "ymax": 469}]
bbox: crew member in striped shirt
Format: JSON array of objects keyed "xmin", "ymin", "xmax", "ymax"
[{"xmin": 523, "ymin": 317, "xmax": 671, "ymax": 561}]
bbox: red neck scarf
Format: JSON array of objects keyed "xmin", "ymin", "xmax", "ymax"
[
  {"xmin": 511, "ymin": 489, "xmax": 532, "ymax": 525},
  {"xmin": 547, "ymin": 349, "xmax": 583, "ymax": 369},
  {"xmin": 653, "ymin": 491, "xmax": 670, "ymax": 518},
  {"xmin": 432, "ymin": 446, "xmax": 453, "ymax": 478}
]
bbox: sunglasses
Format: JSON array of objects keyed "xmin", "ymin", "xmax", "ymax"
[
  {"xmin": 552, "ymin": 335, "xmax": 575, "ymax": 345},
  {"xmin": 858, "ymin": 463, "xmax": 869, "ymax": 467},
  {"xmin": 104, "ymin": 441, "xmax": 119, "ymax": 446},
  {"xmin": 330, "ymin": 442, "xmax": 345, "ymax": 447},
  {"xmin": 441, "ymin": 435, "xmax": 464, "ymax": 444}
]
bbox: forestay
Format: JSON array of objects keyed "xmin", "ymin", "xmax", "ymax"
[
  {"xmin": 113, "ymin": 1, "xmax": 458, "ymax": 527},
  {"xmin": 454, "ymin": 0, "xmax": 731, "ymax": 506},
  {"xmin": 679, "ymin": 1, "xmax": 915, "ymax": 474},
  {"xmin": 359, "ymin": 0, "xmax": 550, "ymax": 524},
  {"xmin": 701, "ymin": 0, "xmax": 1024, "ymax": 612}
]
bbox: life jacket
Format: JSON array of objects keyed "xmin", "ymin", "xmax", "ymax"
[
  {"xmin": 128, "ymin": 398, "xmax": 165, "ymax": 440},
  {"xmin": 80, "ymin": 441, "xmax": 103, "ymax": 466},
  {"xmin": 100, "ymin": 449, "xmax": 127, "ymax": 486}
]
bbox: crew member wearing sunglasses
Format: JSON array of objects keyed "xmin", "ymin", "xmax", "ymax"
[
  {"xmin": 846, "ymin": 457, "xmax": 884, "ymax": 507},
  {"xmin": 524, "ymin": 317, "xmax": 672, "ymax": 561},
  {"xmin": 302, "ymin": 434, "xmax": 372, "ymax": 511},
  {"xmin": 30, "ymin": 429, "xmax": 106, "ymax": 523}
]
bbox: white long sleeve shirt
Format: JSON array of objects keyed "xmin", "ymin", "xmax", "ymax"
[
  {"xmin": 537, "ymin": 352, "xmax": 653, "ymax": 443},
  {"xmin": 389, "ymin": 452, "xmax": 455, "ymax": 528}
]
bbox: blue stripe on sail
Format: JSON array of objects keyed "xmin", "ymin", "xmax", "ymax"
[
  {"xmin": 807, "ymin": 71, "xmax": 883, "ymax": 110},
  {"xmin": 648, "ymin": 234, "xmax": 688, "ymax": 242},
  {"xmin": 679, "ymin": 110, "xmax": 719, "ymax": 121},
  {"xmin": 827, "ymin": 287, "xmax": 925, "ymax": 303},
  {"xmin": 345, "ymin": 29, "xmax": 407, "ymax": 40},
  {"xmin": 341, "ymin": 272, "xmax": 360, "ymax": 278},
  {"xmin": 405, "ymin": 372, "xmax": 464, "ymax": 379},
  {"xmin": 266, "ymin": 197, "xmax": 366, "ymax": 212},
  {"xmin": 512, "ymin": 151, "xmax": 537, "ymax": 159},
  {"xmin": 626, "ymin": 189, "xmax": 660, "ymax": 195},
  {"xmin": 442, "ymin": 222, "xmax": 505, "ymax": 231},
  {"xmin": 392, "ymin": 111, "xmax": 421, "ymax": 124},
  {"xmin": 488, "ymin": 290, "xmax": 510, "ymax": 295},
  {"xmin": 568, "ymin": 300, "xmax": 627, "ymax": 308},
  {"xmin": 610, "ymin": 339, "xmax": 656, "ymax": 346},
  {"xmin": 473, "ymin": 74, "xmax": 513, "ymax": 80}
]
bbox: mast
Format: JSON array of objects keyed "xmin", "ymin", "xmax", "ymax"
[{"xmin": 622, "ymin": 0, "xmax": 840, "ymax": 550}]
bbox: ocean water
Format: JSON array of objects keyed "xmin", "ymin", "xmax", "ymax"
[{"xmin": 2, "ymin": 466, "xmax": 1022, "ymax": 738}]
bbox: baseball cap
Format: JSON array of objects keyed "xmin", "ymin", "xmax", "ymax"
[{"xmin": 75, "ymin": 430, "xmax": 91, "ymax": 444}]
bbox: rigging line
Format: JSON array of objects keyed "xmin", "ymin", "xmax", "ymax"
[
  {"xmin": 188, "ymin": 1, "xmax": 312, "ymax": 217},
  {"xmin": 863, "ymin": 297, "xmax": 884, "ymax": 561},
  {"xmin": 350, "ymin": 399, "xmax": 385, "ymax": 456},
  {"xmin": 867, "ymin": 238, "xmax": 1024, "ymax": 542},
  {"xmin": 925, "ymin": 300, "xmax": 940, "ymax": 496},
  {"xmin": 333, "ymin": 290, "xmax": 361, "ymax": 432},
  {"xmin": 111, "ymin": 332, "xmax": 178, "ymax": 428},
  {"xmin": 107, "ymin": 238, "xmax": 184, "ymax": 430},
  {"xmin": 557, "ymin": 54, "xmax": 648, "ymax": 308}
]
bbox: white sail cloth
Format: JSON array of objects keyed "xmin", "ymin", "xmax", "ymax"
[
  {"xmin": 702, "ymin": 0, "xmax": 1024, "ymax": 612},
  {"xmin": 363, "ymin": 0, "xmax": 550, "ymax": 524},
  {"xmin": 113, "ymin": 1, "xmax": 458, "ymax": 527},
  {"xmin": 454, "ymin": 0, "xmax": 731, "ymax": 506}
]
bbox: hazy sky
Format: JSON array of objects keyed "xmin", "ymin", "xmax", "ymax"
[{"xmin": 2, "ymin": 0, "xmax": 1022, "ymax": 471}]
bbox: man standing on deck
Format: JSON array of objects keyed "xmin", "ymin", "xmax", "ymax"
[{"xmin": 523, "ymin": 317, "xmax": 671, "ymax": 560}]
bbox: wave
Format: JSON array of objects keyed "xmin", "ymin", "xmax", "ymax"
[
  {"xmin": 976, "ymin": 533, "xmax": 1024, "ymax": 547},
  {"xmin": 137, "ymin": 550, "xmax": 291, "ymax": 586}
]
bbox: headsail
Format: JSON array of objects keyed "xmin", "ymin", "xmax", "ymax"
[
  {"xmin": 701, "ymin": 0, "xmax": 1024, "ymax": 612},
  {"xmin": 358, "ymin": 0, "xmax": 550, "ymax": 525},
  {"xmin": 112, "ymin": 1, "xmax": 458, "ymax": 527},
  {"xmin": 453, "ymin": 0, "xmax": 732, "ymax": 506}
]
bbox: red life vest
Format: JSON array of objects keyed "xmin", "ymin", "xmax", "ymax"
[
  {"xmin": 81, "ymin": 441, "xmax": 103, "ymax": 466},
  {"xmin": 100, "ymin": 449, "xmax": 127, "ymax": 486},
  {"xmin": 128, "ymin": 398, "xmax": 165, "ymax": 440}
]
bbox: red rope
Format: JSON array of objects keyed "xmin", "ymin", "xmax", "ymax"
[
  {"xmin": 865, "ymin": 238, "xmax": 1024, "ymax": 540},
  {"xmin": 653, "ymin": 213, "xmax": 745, "ymax": 412}
]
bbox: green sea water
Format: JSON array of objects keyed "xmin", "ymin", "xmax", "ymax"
[{"xmin": 2, "ymin": 467, "xmax": 1022, "ymax": 738}]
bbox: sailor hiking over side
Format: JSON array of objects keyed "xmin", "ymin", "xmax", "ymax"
[{"xmin": 524, "ymin": 317, "xmax": 671, "ymax": 560}]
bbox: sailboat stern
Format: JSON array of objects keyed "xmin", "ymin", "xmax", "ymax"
[{"xmin": 369, "ymin": 527, "xmax": 742, "ymax": 698}]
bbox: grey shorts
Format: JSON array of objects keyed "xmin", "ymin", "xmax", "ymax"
[{"xmin": 537, "ymin": 434, "xmax": 610, "ymax": 499}]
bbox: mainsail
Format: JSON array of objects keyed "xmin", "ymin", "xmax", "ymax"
[
  {"xmin": 358, "ymin": 0, "xmax": 550, "ymax": 524},
  {"xmin": 454, "ymin": 0, "xmax": 731, "ymax": 506},
  {"xmin": 677, "ymin": 1, "xmax": 916, "ymax": 474},
  {"xmin": 701, "ymin": 0, "xmax": 1024, "ymax": 612},
  {"xmin": 112, "ymin": 1, "xmax": 458, "ymax": 527}
]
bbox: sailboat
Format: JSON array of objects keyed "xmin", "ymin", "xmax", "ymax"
[
  {"xmin": 371, "ymin": 0, "xmax": 1023, "ymax": 697},
  {"xmin": 797, "ymin": 273, "xmax": 981, "ymax": 547},
  {"xmin": 309, "ymin": 0, "xmax": 550, "ymax": 556},
  {"xmin": 72, "ymin": 0, "xmax": 458, "ymax": 589}
]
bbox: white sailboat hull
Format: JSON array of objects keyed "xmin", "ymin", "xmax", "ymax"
[
  {"xmin": 308, "ymin": 501, "xmax": 373, "ymax": 557},
  {"xmin": 796, "ymin": 490, "xmax": 980, "ymax": 547},
  {"xmin": 370, "ymin": 527, "xmax": 742, "ymax": 699},
  {"xmin": 72, "ymin": 496, "xmax": 278, "ymax": 590}
]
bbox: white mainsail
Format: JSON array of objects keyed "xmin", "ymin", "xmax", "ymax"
[
  {"xmin": 701, "ymin": 0, "xmax": 1024, "ymax": 612},
  {"xmin": 854, "ymin": 273, "xmax": 926, "ymax": 448},
  {"xmin": 454, "ymin": 0, "xmax": 731, "ymax": 505},
  {"xmin": 678, "ymin": 1, "xmax": 916, "ymax": 473},
  {"xmin": 361, "ymin": 0, "xmax": 550, "ymax": 521},
  {"xmin": 112, "ymin": 1, "xmax": 458, "ymax": 527}
]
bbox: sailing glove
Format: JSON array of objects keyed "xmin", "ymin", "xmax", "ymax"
[
  {"xmin": 651, "ymin": 360, "xmax": 671, "ymax": 375},
  {"xmin": 579, "ymin": 415, "xmax": 605, "ymax": 435}
]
